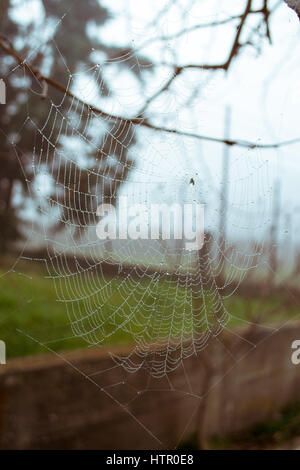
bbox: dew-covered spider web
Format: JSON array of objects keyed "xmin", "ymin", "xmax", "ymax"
[
  {"xmin": 2, "ymin": 0, "xmax": 300, "ymax": 448},
  {"xmin": 23, "ymin": 62, "xmax": 275, "ymax": 376}
]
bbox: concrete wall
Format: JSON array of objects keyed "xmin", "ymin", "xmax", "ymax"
[{"xmin": 1, "ymin": 322, "xmax": 300, "ymax": 449}]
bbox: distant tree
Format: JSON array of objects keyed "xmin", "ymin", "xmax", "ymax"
[{"xmin": 0, "ymin": 0, "xmax": 149, "ymax": 251}]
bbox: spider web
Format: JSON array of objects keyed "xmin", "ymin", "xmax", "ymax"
[
  {"xmin": 24, "ymin": 63, "xmax": 273, "ymax": 377},
  {"xmin": 3, "ymin": 0, "xmax": 299, "ymax": 448}
]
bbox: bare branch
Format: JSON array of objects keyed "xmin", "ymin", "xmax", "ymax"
[
  {"xmin": 150, "ymin": 1, "xmax": 280, "ymax": 73},
  {"xmin": 134, "ymin": 5, "xmax": 278, "ymax": 54},
  {"xmin": 1, "ymin": 34, "xmax": 300, "ymax": 150}
]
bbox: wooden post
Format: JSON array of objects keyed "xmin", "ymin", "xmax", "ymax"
[
  {"xmin": 218, "ymin": 106, "xmax": 231, "ymax": 273},
  {"xmin": 269, "ymin": 179, "xmax": 281, "ymax": 284}
]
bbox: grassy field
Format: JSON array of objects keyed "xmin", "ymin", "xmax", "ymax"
[
  {"xmin": 179, "ymin": 402, "xmax": 300, "ymax": 450},
  {"xmin": 210, "ymin": 401, "xmax": 300, "ymax": 450},
  {"xmin": 0, "ymin": 257, "xmax": 299, "ymax": 359}
]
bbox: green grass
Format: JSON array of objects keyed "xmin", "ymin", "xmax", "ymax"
[
  {"xmin": 0, "ymin": 258, "xmax": 299, "ymax": 359},
  {"xmin": 210, "ymin": 402, "xmax": 300, "ymax": 449},
  {"xmin": 178, "ymin": 402, "xmax": 300, "ymax": 450},
  {"xmin": 224, "ymin": 290, "xmax": 300, "ymax": 328},
  {"xmin": 0, "ymin": 261, "xmax": 201, "ymax": 358},
  {"xmin": 0, "ymin": 268, "xmax": 87, "ymax": 358}
]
